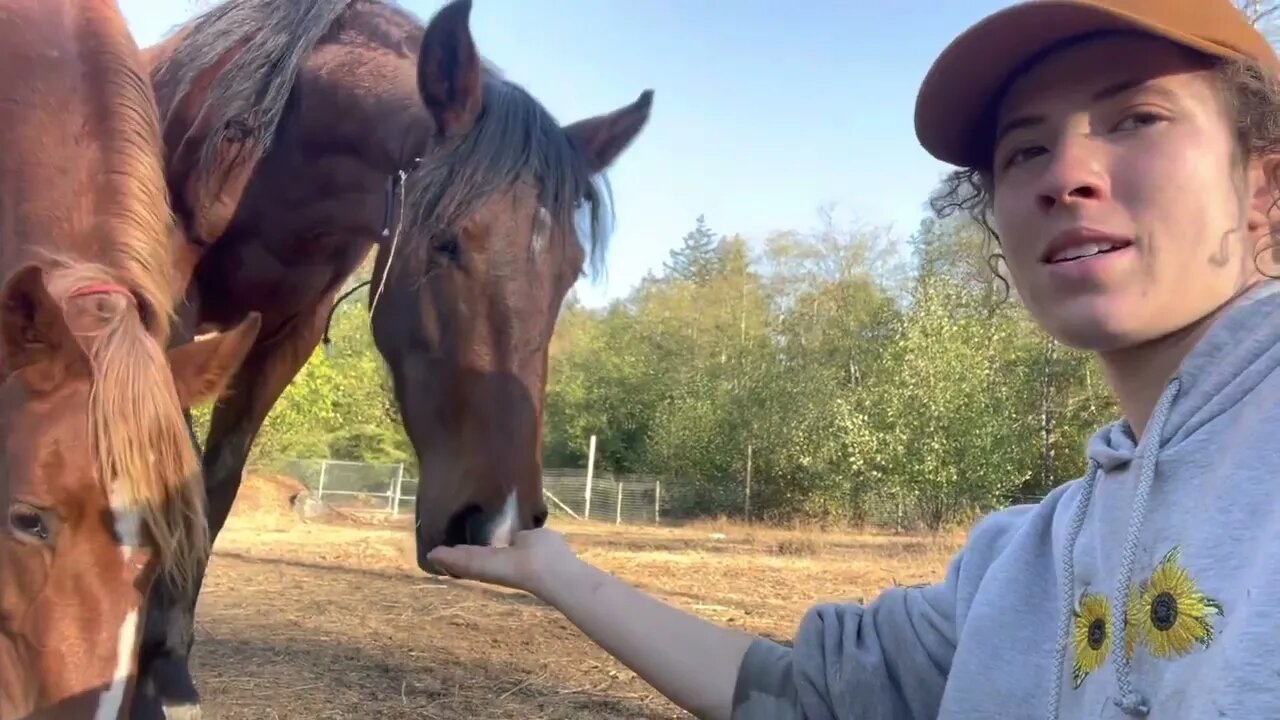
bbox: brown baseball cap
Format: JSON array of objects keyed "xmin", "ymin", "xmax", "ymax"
[{"xmin": 914, "ymin": 0, "xmax": 1280, "ymax": 169}]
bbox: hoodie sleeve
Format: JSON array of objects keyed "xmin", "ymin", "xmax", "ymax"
[{"xmin": 730, "ymin": 501, "xmax": 1041, "ymax": 720}]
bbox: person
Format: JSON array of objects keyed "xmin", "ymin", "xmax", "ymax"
[{"xmin": 426, "ymin": 0, "xmax": 1280, "ymax": 717}]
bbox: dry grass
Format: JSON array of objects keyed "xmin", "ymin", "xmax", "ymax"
[{"xmin": 189, "ymin": 476, "xmax": 967, "ymax": 718}]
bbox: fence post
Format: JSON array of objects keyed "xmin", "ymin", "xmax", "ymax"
[
  {"xmin": 584, "ymin": 434, "xmax": 596, "ymax": 519},
  {"xmin": 391, "ymin": 463, "xmax": 405, "ymax": 515},
  {"xmin": 654, "ymin": 481, "xmax": 661, "ymax": 524},
  {"xmin": 316, "ymin": 460, "xmax": 328, "ymax": 503},
  {"xmin": 615, "ymin": 481, "xmax": 624, "ymax": 525}
]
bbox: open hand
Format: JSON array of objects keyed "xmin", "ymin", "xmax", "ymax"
[{"xmin": 426, "ymin": 527, "xmax": 578, "ymax": 597}]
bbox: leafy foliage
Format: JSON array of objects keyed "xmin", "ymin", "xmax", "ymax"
[{"xmin": 222, "ymin": 190, "xmax": 1121, "ymax": 530}]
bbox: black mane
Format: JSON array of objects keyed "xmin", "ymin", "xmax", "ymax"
[{"xmin": 151, "ymin": 0, "xmax": 613, "ymax": 278}]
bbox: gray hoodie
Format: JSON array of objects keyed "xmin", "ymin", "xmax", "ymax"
[{"xmin": 731, "ymin": 279, "xmax": 1280, "ymax": 720}]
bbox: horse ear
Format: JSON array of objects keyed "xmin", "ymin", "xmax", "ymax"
[
  {"xmin": 166, "ymin": 312, "xmax": 261, "ymax": 407},
  {"xmin": 0, "ymin": 264, "xmax": 89, "ymax": 386},
  {"xmin": 564, "ymin": 90, "xmax": 654, "ymax": 175},
  {"xmin": 417, "ymin": 0, "xmax": 482, "ymax": 137}
]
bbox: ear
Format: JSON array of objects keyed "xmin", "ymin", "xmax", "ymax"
[
  {"xmin": 166, "ymin": 312, "xmax": 261, "ymax": 407},
  {"xmin": 564, "ymin": 90, "xmax": 654, "ymax": 175},
  {"xmin": 417, "ymin": 0, "xmax": 483, "ymax": 137},
  {"xmin": 0, "ymin": 264, "xmax": 89, "ymax": 386}
]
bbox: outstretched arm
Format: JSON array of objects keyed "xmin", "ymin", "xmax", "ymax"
[
  {"xmin": 544, "ymin": 552, "xmax": 756, "ymax": 719},
  {"xmin": 425, "ymin": 503, "xmax": 1043, "ymax": 720},
  {"xmin": 428, "ymin": 529, "xmax": 754, "ymax": 719}
]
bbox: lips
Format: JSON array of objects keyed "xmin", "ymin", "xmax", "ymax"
[{"xmin": 1041, "ymin": 229, "xmax": 1133, "ymax": 264}]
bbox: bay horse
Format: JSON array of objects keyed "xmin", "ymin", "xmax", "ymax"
[
  {"xmin": 0, "ymin": 0, "xmax": 260, "ymax": 718},
  {"xmin": 136, "ymin": 0, "xmax": 652, "ymax": 714}
]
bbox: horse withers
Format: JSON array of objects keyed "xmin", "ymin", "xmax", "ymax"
[
  {"xmin": 0, "ymin": 1, "xmax": 259, "ymax": 718},
  {"xmin": 138, "ymin": 0, "xmax": 650, "ymax": 713}
]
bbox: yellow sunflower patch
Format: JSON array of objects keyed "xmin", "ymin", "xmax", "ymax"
[
  {"xmin": 1071, "ymin": 592, "xmax": 1112, "ymax": 688},
  {"xmin": 1069, "ymin": 546, "xmax": 1224, "ymax": 691},
  {"xmin": 1128, "ymin": 546, "xmax": 1224, "ymax": 660}
]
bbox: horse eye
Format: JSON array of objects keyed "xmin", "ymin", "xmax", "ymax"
[
  {"xmin": 8, "ymin": 504, "xmax": 51, "ymax": 542},
  {"xmin": 434, "ymin": 237, "xmax": 460, "ymax": 264}
]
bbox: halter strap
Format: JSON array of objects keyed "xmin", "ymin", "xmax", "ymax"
[{"xmin": 67, "ymin": 283, "xmax": 131, "ymax": 299}]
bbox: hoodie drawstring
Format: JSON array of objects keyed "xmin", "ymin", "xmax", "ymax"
[
  {"xmin": 1047, "ymin": 377, "xmax": 1182, "ymax": 720},
  {"xmin": 1046, "ymin": 458, "xmax": 1100, "ymax": 720},
  {"xmin": 1110, "ymin": 377, "xmax": 1180, "ymax": 716}
]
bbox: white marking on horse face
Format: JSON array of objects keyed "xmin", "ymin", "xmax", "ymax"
[
  {"xmin": 109, "ymin": 486, "xmax": 144, "ymax": 560},
  {"xmin": 488, "ymin": 490, "xmax": 520, "ymax": 548},
  {"xmin": 93, "ymin": 608, "xmax": 139, "ymax": 720},
  {"xmin": 530, "ymin": 206, "xmax": 551, "ymax": 259},
  {"xmin": 95, "ymin": 486, "xmax": 144, "ymax": 719}
]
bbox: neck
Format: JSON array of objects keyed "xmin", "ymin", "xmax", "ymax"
[
  {"xmin": 1098, "ymin": 291, "xmax": 1250, "ymax": 438},
  {"xmin": 1099, "ymin": 330, "xmax": 1200, "ymax": 440}
]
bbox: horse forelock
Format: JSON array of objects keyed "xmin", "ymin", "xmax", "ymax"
[
  {"xmin": 400, "ymin": 76, "xmax": 616, "ymax": 283},
  {"xmin": 73, "ymin": 0, "xmax": 180, "ymax": 342},
  {"xmin": 41, "ymin": 260, "xmax": 207, "ymax": 595}
]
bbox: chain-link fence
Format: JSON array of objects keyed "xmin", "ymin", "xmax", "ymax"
[
  {"xmin": 246, "ymin": 460, "xmax": 661, "ymax": 525},
  {"xmin": 541, "ymin": 469, "xmax": 662, "ymax": 524},
  {"xmin": 244, "ymin": 459, "xmax": 1043, "ymax": 532},
  {"xmin": 253, "ymin": 459, "xmax": 417, "ymax": 515}
]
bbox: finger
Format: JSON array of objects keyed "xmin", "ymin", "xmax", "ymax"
[{"xmin": 428, "ymin": 545, "xmax": 514, "ymax": 583}]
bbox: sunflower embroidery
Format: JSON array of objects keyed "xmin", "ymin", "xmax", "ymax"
[
  {"xmin": 1128, "ymin": 546, "xmax": 1224, "ymax": 660},
  {"xmin": 1071, "ymin": 592, "xmax": 1111, "ymax": 688}
]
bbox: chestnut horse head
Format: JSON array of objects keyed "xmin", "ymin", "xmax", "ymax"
[
  {"xmin": 0, "ymin": 1, "xmax": 258, "ymax": 717},
  {"xmin": 148, "ymin": 0, "xmax": 651, "ymax": 571}
]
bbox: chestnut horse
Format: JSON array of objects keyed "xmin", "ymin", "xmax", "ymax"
[
  {"xmin": 135, "ymin": 0, "xmax": 651, "ymax": 714},
  {"xmin": 0, "ymin": 0, "xmax": 259, "ymax": 718}
]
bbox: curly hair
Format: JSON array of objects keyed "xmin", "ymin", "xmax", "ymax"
[{"xmin": 928, "ymin": 50, "xmax": 1280, "ymax": 295}]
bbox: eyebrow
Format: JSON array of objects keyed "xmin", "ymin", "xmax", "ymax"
[{"xmin": 994, "ymin": 77, "xmax": 1153, "ymax": 146}]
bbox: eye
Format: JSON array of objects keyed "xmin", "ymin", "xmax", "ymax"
[
  {"xmin": 8, "ymin": 503, "xmax": 52, "ymax": 543},
  {"xmin": 1000, "ymin": 144, "xmax": 1046, "ymax": 170},
  {"xmin": 426, "ymin": 234, "xmax": 461, "ymax": 275},
  {"xmin": 1113, "ymin": 110, "xmax": 1167, "ymax": 132},
  {"xmin": 435, "ymin": 236, "xmax": 460, "ymax": 263}
]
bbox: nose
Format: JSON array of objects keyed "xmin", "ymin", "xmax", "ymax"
[
  {"xmin": 440, "ymin": 497, "xmax": 549, "ymax": 547},
  {"xmin": 443, "ymin": 503, "xmax": 487, "ymax": 546},
  {"xmin": 1035, "ymin": 136, "xmax": 1108, "ymax": 213}
]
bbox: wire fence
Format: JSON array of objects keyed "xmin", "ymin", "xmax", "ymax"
[
  {"xmin": 245, "ymin": 459, "xmax": 1046, "ymax": 532},
  {"xmin": 247, "ymin": 459, "xmax": 661, "ymax": 525}
]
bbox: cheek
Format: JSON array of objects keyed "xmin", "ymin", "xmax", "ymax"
[{"xmin": 991, "ymin": 188, "xmax": 1040, "ymax": 269}]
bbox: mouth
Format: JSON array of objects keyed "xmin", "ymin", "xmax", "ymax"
[{"xmin": 1041, "ymin": 230, "xmax": 1133, "ymax": 265}]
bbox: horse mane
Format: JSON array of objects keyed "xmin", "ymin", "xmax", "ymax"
[
  {"xmin": 45, "ymin": 3, "xmax": 205, "ymax": 594},
  {"xmin": 150, "ymin": 0, "xmax": 614, "ymax": 280},
  {"xmin": 150, "ymin": 0, "xmax": 355, "ymax": 194},
  {"xmin": 76, "ymin": 0, "xmax": 181, "ymax": 340}
]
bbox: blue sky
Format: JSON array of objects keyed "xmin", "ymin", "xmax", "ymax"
[{"xmin": 119, "ymin": 0, "xmax": 1014, "ymax": 307}]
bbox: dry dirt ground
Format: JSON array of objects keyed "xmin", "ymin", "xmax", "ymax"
[{"xmin": 189, "ymin": 475, "xmax": 967, "ymax": 719}]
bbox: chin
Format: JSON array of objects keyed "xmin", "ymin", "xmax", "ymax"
[{"xmin": 1031, "ymin": 300, "xmax": 1143, "ymax": 352}]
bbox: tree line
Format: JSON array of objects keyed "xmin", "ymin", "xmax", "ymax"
[
  {"xmin": 194, "ymin": 2, "xmax": 1273, "ymax": 530},
  {"xmin": 209, "ymin": 184, "xmax": 1123, "ymax": 530}
]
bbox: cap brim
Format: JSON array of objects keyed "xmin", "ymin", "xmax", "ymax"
[{"xmin": 914, "ymin": 0, "xmax": 1250, "ymax": 169}]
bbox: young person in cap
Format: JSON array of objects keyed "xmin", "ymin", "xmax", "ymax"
[{"xmin": 426, "ymin": 0, "xmax": 1280, "ymax": 717}]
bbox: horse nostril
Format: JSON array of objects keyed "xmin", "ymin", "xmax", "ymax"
[
  {"xmin": 532, "ymin": 508, "xmax": 548, "ymax": 529},
  {"xmin": 444, "ymin": 504, "xmax": 484, "ymax": 546}
]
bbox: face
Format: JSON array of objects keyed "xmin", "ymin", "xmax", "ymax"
[
  {"xmin": 0, "ymin": 266, "xmax": 257, "ymax": 719},
  {"xmin": 373, "ymin": 183, "xmax": 574, "ymax": 561},
  {"xmin": 990, "ymin": 34, "xmax": 1275, "ymax": 352},
  {"xmin": 369, "ymin": 0, "xmax": 652, "ymax": 571},
  {"xmin": 0, "ymin": 381, "xmax": 150, "ymax": 719}
]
